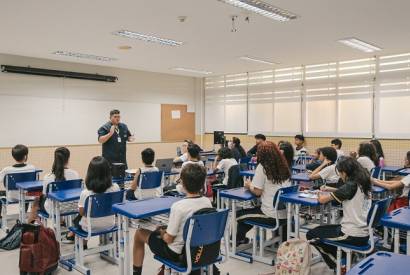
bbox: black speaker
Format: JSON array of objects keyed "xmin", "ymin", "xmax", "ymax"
[{"xmin": 213, "ymin": 131, "xmax": 225, "ymax": 145}]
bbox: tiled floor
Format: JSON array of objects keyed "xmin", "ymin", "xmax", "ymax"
[{"xmin": 0, "ymin": 206, "xmax": 334, "ymax": 275}]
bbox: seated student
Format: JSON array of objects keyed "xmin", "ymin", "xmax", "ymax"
[
  {"xmin": 307, "ymin": 157, "xmax": 372, "ymax": 272},
  {"xmin": 230, "ymin": 137, "xmax": 247, "ymax": 162},
  {"xmin": 128, "ymin": 148, "xmax": 159, "ymax": 200},
  {"xmin": 131, "ymin": 164, "xmax": 212, "ymax": 275},
  {"xmin": 247, "ymin": 134, "xmax": 266, "ymax": 156},
  {"xmin": 181, "ymin": 144, "xmax": 204, "ymax": 168},
  {"xmin": 64, "ymin": 156, "xmax": 120, "ymax": 243},
  {"xmin": 306, "ymin": 148, "xmax": 322, "ymax": 171},
  {"xmin": 331, "ymin": 138, "xmax": 344, "ymax": 159},
  {"xmin": 173, "ymin": 139, "xmax": 193, "ymax": 163},
  {"xmin": 309, "ymin": 147, "xmax": 339, "ymax": 185},
  {"xmin": 236, "ymin": 141, "xmax": 291, "ymax": 245},
  {"xmin": 0, "ymin": 144, "xmax": 35, "ymax": 218},
  {"xmin": 213, "ymin": 147, "xmax": 238, "ymax": 186},
  {"xmin": 356, "ymin": 142, "xmax": 378, "ymax": 173},
  {"xmin": 294, "ymin": 134, "xmax": 308, "ymax": 159},
  {"xmin": 31, "ymin": 147, "xmax": 80, "ymax": 219},
  {"xmin": 370, "ymin": 139, "xmax": 385, "ymax": 167},
  {"xmin": 405, "ymin": 151, "xmax": 410, "ymax": 168},
  {"xmin": 278, "ymin": 141, "xmax": 294, "ymax": 170},
  {"xmin": 372, "ymin": 153, "xmax": 410, "ymax": 211}
]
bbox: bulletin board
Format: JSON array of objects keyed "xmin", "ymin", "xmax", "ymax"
[{"xmin": 161, "ymin": 104, "xmax": 195, "ymax": 142}]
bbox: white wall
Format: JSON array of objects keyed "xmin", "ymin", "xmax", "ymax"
[{"xmin": 0, "ymin": 53, "xmax": 202, "ymax": 146}]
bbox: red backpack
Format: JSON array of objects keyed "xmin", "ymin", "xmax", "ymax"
[{"xmin": 19, "ymin": 223, "xmax": 60, "ymax": 275}]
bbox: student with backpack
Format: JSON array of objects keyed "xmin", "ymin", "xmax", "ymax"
[
  {"xmin": 306, "ymin": 157, "xmax": 372, "ymax": 272},
  {"xmin": 236, "ymin": 141, "xmax": 291, "ymax": 245},
  {"xmin": 131, "ymin": 164, "xmax": 212, "ymax": 275},
  {"xmin": 28, "ymin": 147, "xmax": 80, "ymax": 222}
]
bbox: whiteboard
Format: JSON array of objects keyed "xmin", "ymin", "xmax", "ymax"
[{"xmin": 0, "ymin": 95, "xmax": 161, "ymax": 147}]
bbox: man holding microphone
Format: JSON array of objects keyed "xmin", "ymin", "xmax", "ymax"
[{"xmin": 98, "ymin": 109, "xmax": 134, "ymax": 168}]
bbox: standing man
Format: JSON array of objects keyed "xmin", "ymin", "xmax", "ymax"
[{"xmin": 98, "ymin": 109, "xmax": 134, "ymax": 167}]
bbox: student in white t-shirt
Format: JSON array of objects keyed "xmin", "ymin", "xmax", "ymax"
[
  {"xmin": 307, "ymin": 157, "xmax": 372, "ymax": 271},
  {"xmin": 309, "ymin": 147, "xmax": 339, "ymax": 185},
  {"xmin": 331, "ymin": 138, "xmax": 344, "ymax": 160},
  {"xmin": 131, "ymin": 164, "xmax": 212, "ymax": 275},
  {"xmin": 64, "ymin": 156, "xmax": 120, "ymax": 244},
  {"xmin": 176, "ymin": 144, "xmax": 204, "ymax": 194},
  {"xmin": 128, "ymin": 148, "xmax": 160, "ymax": 200},
  {"xmin": 236, "ymin": 141, "xmax": 291, "ymax": 245},
  {"xmin": 356, "ymin": 142, "xmax": 377, "ymax": 173},
  {"xmin": 29, "ymin": 147, "xmax": 80, "ymax": 222},
  {"xmin": 294, "ymin": 134, "xmax": 308, "ymax": 160},
  {"xmin": 0, "ymin": 144, "xmax": 35, "ymax": 217},
  {"xmin": 173, "ymin": 139, "xmax": 193, "ymax": 163},
  {"xmin": 213, "ymin": 147, "xmax": 238, "ymax": 186}
]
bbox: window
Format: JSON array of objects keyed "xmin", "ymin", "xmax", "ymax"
[{"xmin": 376, "ymin": 53, "xmax": 410, "ymax": 138}]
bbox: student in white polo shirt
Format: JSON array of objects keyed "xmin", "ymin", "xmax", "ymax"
[
  {"xmin": 372, "ymin": 173, "xmax": 410, "ymax": 212},
  {"xmin": 331, "ymin": 138, "xmax": 344, "ymax": 160},
  {"xmin": 356, "ymin": 142, "xmax": 378, "ymax": 173},
  {"xmin": 309, "ymin": 147, "xmax": 339, "ymax": 186},
  {"xmin": 307, "ymin": 157, "xmax": 372, "ymax": 271}
]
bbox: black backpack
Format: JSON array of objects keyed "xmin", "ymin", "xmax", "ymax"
[
  {"xmin": 0, "ymin": 220, "xmax": 23, "ymax": 250},
  {"xmin": 227, "ymin": 165, "xmax": 243, "ymax": 189}
]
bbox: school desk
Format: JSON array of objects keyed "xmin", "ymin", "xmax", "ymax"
[
  {"xmin": 347, "ymin": 252, "xmax": 410, "ymax": 275},
  {"xmin": 112, "ymin": 196, "xmax": 182, "ymax": 275},
  {"xmin": 16, "ymin": 180, "xmax": 43, "ymax": 222},
  {"xmin": 219, "ymin": 187, "xmax": 255, "ymax": 263},
  {"xmin": 381, "ymin": 207, "xmax": 410, "ymax": 255},
  {"xmin": 381, "ymin": 166, "xmax": 403, "ymax": 180}
]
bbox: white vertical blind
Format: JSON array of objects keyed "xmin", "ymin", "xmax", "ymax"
[
  {"xmin": 376, "ymin": 53, "xmax": 410, "ymax": 138},
  {"xmin": 205, "ymin": 51, "xmax": 410, "ymax": 139}
]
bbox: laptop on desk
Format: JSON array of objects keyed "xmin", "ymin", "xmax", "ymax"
[{"xmin": 155, "ymin": 158, "xmax": 174, "ymax": 173}]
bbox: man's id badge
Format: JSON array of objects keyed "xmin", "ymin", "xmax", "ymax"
[{"xmin": 117, "ymin": 137, "xmax": 122, "ymax": 143}]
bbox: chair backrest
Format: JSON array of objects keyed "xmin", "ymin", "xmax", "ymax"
[
  {"xmin": 138, "ymin": 171, "xmax": 164, "ymax": 190},
  {"xmin": 367, "ymin": 198, "xmax": 391, "ymax": 228},
  {"xmin": 370, "ymin": 167, "xmax": 382, "ymax": 179},
  {"xmin": 274, "ymin": 185, "xmax": 299, "ymax": 213},
  {"xmin": 46, "ymin": 179, "xmax": 83, "ymax": 193},
  {"xmin": 4, "ymin": 170, "xmax": 40, "ymax": 190},
  {"xmin": 239, "ymin": 157, "xmax": 252, "ymax": 170},
  {"xmin": 84, "ymin": 190, "xmax": 125, "ymax": 218},
  {"xmin": 227, "ymin": 165, "xmax": 243, "ymax": 189},
  {"xmin": 183, "ymin": 209, "xmax": 229, "ymax": 246}
]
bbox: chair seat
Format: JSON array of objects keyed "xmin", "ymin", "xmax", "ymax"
[
  {"xmin": 69, "ymin": 225, "xmax": 118, "ymax": 238},
  {"xmin": 154, "ymin": 255, "xmax": 222, "ymax": 273},
  {"xmin": 322, "ymin": 239, "xmax": 371, "ymax": 252},
  {"xmin": 0, "ymin": 197, "xmax": 32, "ymax": 204},
  {"xmin": 38, "ymin": 210, "xmax": 49, "ymax": 219},
  {"xmin": 243, "ymin": 220, "xmax": 276, "ymax": 229}
]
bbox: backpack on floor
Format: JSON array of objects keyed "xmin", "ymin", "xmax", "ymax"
[
  {"xmin": 274, "ymin": 238, "xmax": 311, "ymax": 275},
  {"xmin": 19, "ymin": 223, "xmax": 60, "ymax": 275},
  {"xmin": 0, "ymin": 220, "xmax": 23, "ymax": 250}
]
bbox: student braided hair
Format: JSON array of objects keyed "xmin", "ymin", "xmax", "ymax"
[
  {"xmin": 256, "ymin": 141, "xmax": 290, "ymax": 183},
  {"xmin": 52, "ymin": 147, "xmax": 70, "ymax": 181}
]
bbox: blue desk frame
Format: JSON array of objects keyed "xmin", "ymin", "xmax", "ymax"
[
  {"xmin": 16, "ymin": 180, "xmax": 43, "ymax": 222},
  {"xmin": 381, "ymin": 207, "xmax": 410, "ymax": 255},
  {"xmin": 347, "ymin": 252, "xmax": 410, "ymax": 275}
]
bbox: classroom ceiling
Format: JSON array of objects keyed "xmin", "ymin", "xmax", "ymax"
[{"xmin": 1, "ymin": 0, "xmax": 410, "ymax": 77}]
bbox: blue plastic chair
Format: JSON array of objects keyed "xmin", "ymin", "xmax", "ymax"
[
  {"xmin": 239, "ymin": 157, "xmax": 252, "ymax": 171},
  {"xmin": 321, "ymin": 198, "xmax": 391, "ymax": 275},
  {"xmin": 68, "ymin": 190, "xmax": 125, "ymax": 275},
  {"xmin": 39, "ymin": 179, "xmax": 83, "ymax": 221},
  {"xmin": 370, "ymin": 166, "xmax": 382, "ymax": 179},
  {"xmin": 154, "ymin": 209, "xmax": 230, "ymax": 274},
  {"xmin": 242, "ymin": 185, "xmax": 298, "ymax": 265},
  {"xmin": 1, "ymin": 170, "xmax": 41, "ymax": 231},
  {"xmin": 134, "ymin": 171, "xmax": 164, "ymax": 200}
]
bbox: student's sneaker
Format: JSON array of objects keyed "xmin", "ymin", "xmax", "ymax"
[{"xmin": 62, "ymin": 233, "xmax": 75, "ymax": 244}]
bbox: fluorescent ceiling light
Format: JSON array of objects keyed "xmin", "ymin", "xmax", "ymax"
[
  {"xmin": 239, "ymin": 56, "xmax": 279, "ymax": 65},
  {"xmin": 172, "ymin": 67, "xmax": 212, "ymax": 75},
  {"xmin": 113, "ymin": 30, "xmax": 182, "ymax": 46},
  {"xmin": 218, "ymin": 0, "xmax": 298, "ymax": 21},
  {"xmin": 53, "ymin": 51, "xmax": 117, "ymax": 62},
  {"xmin": 338, "ymin": 38, "xmax": 382, "ymax": 53}
]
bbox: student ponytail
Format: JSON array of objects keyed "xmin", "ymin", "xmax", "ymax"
[{"xmin": 52, "ymin": 147, "xmax": 70, "ymax": 181}]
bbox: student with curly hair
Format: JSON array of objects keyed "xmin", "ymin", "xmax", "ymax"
[{"xmin": 236, "ymin": 141, "xmax": 291, "ymax": 245}]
